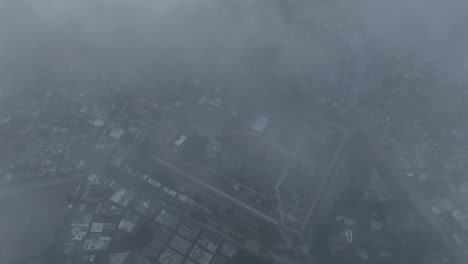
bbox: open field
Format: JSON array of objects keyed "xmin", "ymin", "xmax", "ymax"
[{"xmin": 152, "ymin": 90, "xmax": 347, "ymax": 232}]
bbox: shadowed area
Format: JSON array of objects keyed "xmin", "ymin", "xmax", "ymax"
[{"xmin": 0, "ymin": 183, "xmax": 77, "ymax": 260}]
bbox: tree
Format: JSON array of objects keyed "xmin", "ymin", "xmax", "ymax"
[{"xmin": 133, "ymin": 223, "xmax": 154, "ymax": 249}]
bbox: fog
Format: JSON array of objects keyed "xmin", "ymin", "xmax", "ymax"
[
  {"xmin": 2, "ymin": 0, "xmax": 467, "ymax": 90},
  {"xmin": 1, "ymin": 0, "xmax": 468, "ymax": 263}
]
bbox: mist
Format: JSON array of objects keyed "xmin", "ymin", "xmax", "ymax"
[
  {"xmin": 0, "ymin": 0, "xmax": 466, "ymax": 120},
  {"xmin": 1, "ymin": 0, "xmax": 468, "ymax": 263}
]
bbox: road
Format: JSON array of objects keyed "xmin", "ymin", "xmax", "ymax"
[
  {"xmin": 275, "ymin": 164, "xmax": 295, "ymax": 231},
  {"xmin": 155, "ymin": 158, "xmax": 280, "ymax": 225}
]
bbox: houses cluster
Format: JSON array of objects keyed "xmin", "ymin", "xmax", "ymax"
[{"xmin": 60, "ymin": 170, "xmax": 239, "ymax": 264}]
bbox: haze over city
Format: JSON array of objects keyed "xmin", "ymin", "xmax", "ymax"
[{"xmin": 0, "ymin": 1, "xmax": 468, "ymax": 264}]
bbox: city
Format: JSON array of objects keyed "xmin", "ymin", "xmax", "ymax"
[{"xmin": 0, "ymin": 1, "xmax": 467, "ymax": 264}]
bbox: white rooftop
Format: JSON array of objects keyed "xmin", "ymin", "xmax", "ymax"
[
  {"xmin": 108, "ymin": 252, "xmax": 130, "ymax": 264},
  {"xmin": 175, "ymin": 135, "xmax": 188, "ymax": 146},
  {"xmin": 252, "ymin": 116, "xmax": 268, "ymax": 133},
  {"xmin": 109, "ymin": 128, "xmax": 124, "ymax": 139},
  {"xmin": 92, "ymin": 119, "xmax": 105, "ymax": 128},
  {"xmin": 91, "ymin": 223, "xmax": 105, "ymax": 233},
  {"xmin": 118, "ymin": 220, "xmax": 136, "ymax": 233}
]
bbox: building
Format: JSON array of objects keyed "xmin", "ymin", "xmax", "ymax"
[
  {"xmin": 252, "ymin": 116, "xmax": 268, "ymax": 133},
  {"xmin": 108, "ymin": 252, "xmax": 130, "ymax": 264},
  {"xmin": 109, "ymin": 128, "xmax": 125, "ymax": 140},
  {"xmin": 83, "ymin": 237, "xmax": 111, "ymax": 252}
]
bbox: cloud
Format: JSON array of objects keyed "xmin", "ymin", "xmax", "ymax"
[{"xmin": 0, "ymin": 0, "xmax": 466, "ymax": 99}]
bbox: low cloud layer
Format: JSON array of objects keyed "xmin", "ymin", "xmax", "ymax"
[{"xmin": 0, "ymin": 0, "xmax": 467, "ymax": 104}]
